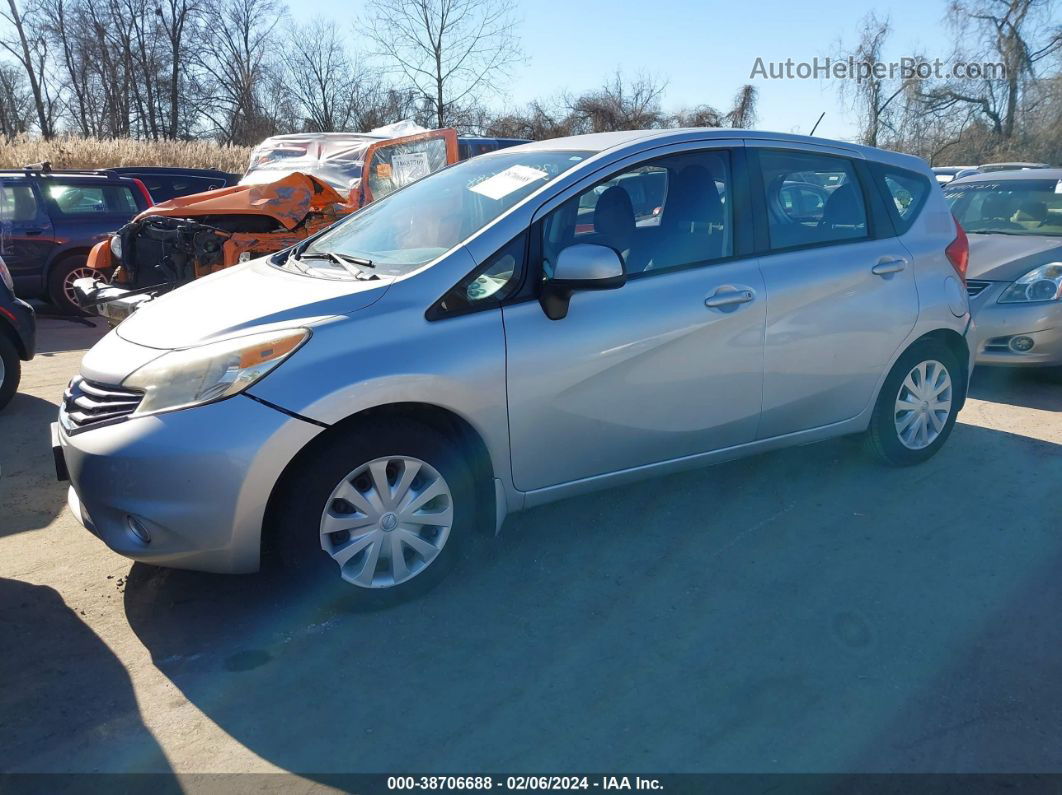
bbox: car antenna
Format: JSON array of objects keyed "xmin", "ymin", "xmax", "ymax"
[{"xmin": 809, "ymin": 112, "xmax": 825, "ymax": 137}]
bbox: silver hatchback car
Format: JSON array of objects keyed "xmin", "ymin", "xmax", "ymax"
[{"xmin": 55, "ymin": 129, "xmax": 975, "ymax": 601}]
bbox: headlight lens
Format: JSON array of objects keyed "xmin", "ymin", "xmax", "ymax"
[
  {"xmin": 123, "ymin": 328, "xmax": 309, "ymax": 416},
  {"xmin": 998, "ymin": 262, "xmax": 1062, "ymax": 303},
  {"xmin": 109, "ymin": 234, "xmax": 122, "ymax": 260}
]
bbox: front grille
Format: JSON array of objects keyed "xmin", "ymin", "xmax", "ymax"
[
  {"xmin": 966, "ymin": 279, "xmax": 990, "ymax": 297},
  {"xmin": 62, "ymin": 377, "xmax": 143, "ymax": 430}
]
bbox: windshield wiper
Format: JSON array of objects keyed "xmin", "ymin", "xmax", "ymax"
[{"xmin": 297, "ymin": 250, "xmax": 378, "ymax": 280}]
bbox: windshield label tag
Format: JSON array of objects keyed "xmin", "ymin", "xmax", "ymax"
[
  {"xmin": 1055, "ymin": 180, "xmax": 1062, "ymax": 194},
  {"xmin": 392, "ymin": 152, "xmax": 432, "ymax": 186},
  {"xmin": 470, "ymin": 165, "xmax": 549, "ymax": 200}
]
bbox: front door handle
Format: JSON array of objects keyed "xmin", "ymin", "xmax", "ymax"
[
  {"xmin": 22, "ymin": 227, "xmax": 44, "ymax": 236},
  {"xmin": 705, "ymin": 287, "xmax": 755, "ymax": 308},
  {"xmin": 872, "ymin": 258, "xmax": 907, "ymax": 275}
]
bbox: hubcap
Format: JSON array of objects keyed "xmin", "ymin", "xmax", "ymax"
[
  {"xmin": 894, "ymin": 359, "xmax": 952, "ymax": 450},
  {"xmin": 319, "ymin": 456, "xmax": 453, "ymax": 588},
  {"xmin": 63, "ymin": 267, "xmax": 99, "ymax": 308}
]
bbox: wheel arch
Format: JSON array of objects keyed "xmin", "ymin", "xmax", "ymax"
[
  {"xmin": 261, "ymin": 401, "xmax": 499, "ymax": 563},
  {"xmin": 0, "ymin": 318, "xmax": 29, "ymax": 360},
  {"xmin": 910, "ymin": 327, "xmax": 971, "ymax": 410}
]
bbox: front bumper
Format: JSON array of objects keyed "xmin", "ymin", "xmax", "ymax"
[
  {"xmin": 72, "ymin": 277, "xmax": 156, "ymax": 327},
  {"xmin": 969, "ymin": 282, "xmax": 1062, "ymax": 367},
  {"xmin": 57, "ymin": 394, "xmax": 322, "ymax": 573}
]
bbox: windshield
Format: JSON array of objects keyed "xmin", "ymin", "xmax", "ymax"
[
  {"xmin": 294, "ymin": 150, "xmax": 591, "ymax": 278},
  {"xmin": 946, "ymin": 179, "xmax": 1062, "ymax": 236}
]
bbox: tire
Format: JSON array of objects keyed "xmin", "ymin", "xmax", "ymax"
[
  {"xmin": 47, "ymin": 255, "xmax": 97, "ymax": 315},
  {"xmin": 271, "ymin": 421, "xmax": 474, "ymax": 607},
  {"xmin": 0, "ymin": 333, "xmax": 19, "ymax": 411},
  {"xmin": 865, "ymin": 339, "xmax": 962, "ymax": 466}
]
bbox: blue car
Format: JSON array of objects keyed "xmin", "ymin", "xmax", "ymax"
[{"xmin": 0, "ymin": 255, "xmax": 36, "ymax": 410}]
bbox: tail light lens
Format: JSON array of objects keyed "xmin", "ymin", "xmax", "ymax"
[
  {"xmin": 132, "ymin": 178, "xmax": 154, "ymax": 207},
  {"xmin": 945, "ymin": 215, "xmax": 969, "ymax": 282}
]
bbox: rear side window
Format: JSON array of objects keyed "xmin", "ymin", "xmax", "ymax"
[
  {"xmin": 0, "ymin": 183, "xmax": 41, "ymax": 221},
  {"xmin": 758, "ymin": 149, "xmax": 868, "ymax": 250},
  {"xmin": 45, "ymin": 183, "xmax": 138, "ymax": 216},
  {"xmin": 875, "ymin": 166, "xmax": 931, "ymax": 234}
]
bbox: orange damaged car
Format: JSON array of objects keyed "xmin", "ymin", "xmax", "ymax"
[{"xmin": 77, "ymin": 124, "xmax": 458, "ymax": 322}]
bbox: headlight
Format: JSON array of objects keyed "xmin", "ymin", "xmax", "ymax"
[
  {"xmin": 123, "ymin": 328, "xmax": 309, "ymax": 417},
  {"xmin": 109, "ymin": 234, "xmax": 122, "ymax": 260},
  {"xmin": 998, "ymin": 262, "xmax": 1062, "ymax": 303}
]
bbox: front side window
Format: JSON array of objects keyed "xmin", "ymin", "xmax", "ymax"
[
  {"xmin": 541, "ymin": 149, "xmax": 732, "ymax": 278},
  {"xmin": 759, "ymin": 150, "xmax": 867, "ymax": 250},
  {"xmin": 297, "ymin": 150, "xmax": 590, "ymax": 279},
  {"xmin": 945, "ymin": 179, "xmax": 1062, "ymax": 236},
  {"xmin": 46, "ymin": 183, "xmax": 138, "ymax": 216}
]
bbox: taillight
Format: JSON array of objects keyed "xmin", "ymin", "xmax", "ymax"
[
  {"xmin": 945, "ymin": 215, "xmax": 969, "ymax": 282},
  {"xmin": 132, "ymin": 178, "xmax": 154, "ymax": 207}
]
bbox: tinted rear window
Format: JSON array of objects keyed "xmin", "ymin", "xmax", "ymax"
[{"xmin": 45, "ymin": 183, "xmax": 138, "ymax": 216}]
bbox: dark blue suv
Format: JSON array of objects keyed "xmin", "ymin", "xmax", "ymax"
[{"xmin": 0, "ymin": 166, "xmax": 152, "ymax": 313}]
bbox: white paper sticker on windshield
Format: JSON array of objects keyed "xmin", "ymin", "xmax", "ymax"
[
  {"xmin": 1056, "ymin": 179, "xmax": 1062, "ymax": 194},
  {"xmin": 392, "ymin": 151, "xmax": 432, "ymax": 186},
  {"xmin": 470, "ymin": 165, "xmax": 549, "ymax": 200}
]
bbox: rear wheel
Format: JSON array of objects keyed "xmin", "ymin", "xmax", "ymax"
[
  {"xmin": 47, "ymin": 255, "xmax": 98, "ymax": 315},
  {"xmin": 272, "ymin": 422, "xmax": 473, "ymax": 606},
  {"xmin": 866, "ymin": 340, "xmax": 962, "ymax": 466},
  {"xmin": 0, "ymin": 333, "xmax": 20, "ymax": 411}
]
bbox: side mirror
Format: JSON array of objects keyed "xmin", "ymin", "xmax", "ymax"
[{"xmin": 540, "ymin": 243, "xmax": 626, "ymax": 320}]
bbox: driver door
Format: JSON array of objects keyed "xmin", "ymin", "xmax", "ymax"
[{"xmin": 502, "ymin": 144, "xmax": 767, "ymax": 492}]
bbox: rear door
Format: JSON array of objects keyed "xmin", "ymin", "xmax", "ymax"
[
  {"xmin": 39, "ymin": 178, "xmax": 143, "ymax": 257},
  {"xmin": 0, "ymin": 178, "xmax": 56, "ymax": 295},
  {"xmin": 748, "ymin": 143, "xmax": 918, "ymax": 438}
]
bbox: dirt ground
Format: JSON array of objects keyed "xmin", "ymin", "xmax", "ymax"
[{"xmin": 1, "ymin": 316, "xmax": 1060, "ymax": 776}]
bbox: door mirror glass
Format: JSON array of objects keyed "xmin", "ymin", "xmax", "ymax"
[{"xmin": 540, "ymin": 243, "xmax": 626, "ymax": 320}]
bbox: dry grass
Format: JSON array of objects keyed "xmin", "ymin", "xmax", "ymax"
[{"xmin": 0, "ymin": 135, "xmax": 252, "ymax": 173}]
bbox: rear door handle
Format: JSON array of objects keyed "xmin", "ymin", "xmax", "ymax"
[
  {"xmin": 872, "ymin": 258, "xmax": 907, "ymax": 275},
  {"xmin": 22, "ymin": 227, "xmax": 44, "ymax": 236},
  {"xmin": 705, "ymin": 287, "xmax": 755, "ymax": 308}
]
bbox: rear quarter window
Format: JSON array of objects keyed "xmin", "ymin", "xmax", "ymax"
[{"xmin": 872, "ymin": 165, "xmax": 931, "ymax": 234}]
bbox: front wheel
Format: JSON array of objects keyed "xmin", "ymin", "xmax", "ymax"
[
  {"xmin": 865, "ymin": 340, "xmax": 962, "ymax": 466},
  {"xmin": 272, "ymin": 422, "xmax": 473, "ymax": 605}
]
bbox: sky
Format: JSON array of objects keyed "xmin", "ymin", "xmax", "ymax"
[{"xmin": 294, "ymin": 0, "xmax": 958, "ymax": 142}]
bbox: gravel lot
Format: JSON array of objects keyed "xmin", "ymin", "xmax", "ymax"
[{"xmin": 1, "ymin": 316, "xmax": 1060, "ymax": 775}]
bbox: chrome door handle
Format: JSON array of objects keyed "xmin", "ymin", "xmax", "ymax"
[
  {"xmin": 705, "ymin": 288, "xmax": 755, "ymax": 308},
  {"xmin": 872, "ymin": 258, "xmax": 907, "ymax": 275}
]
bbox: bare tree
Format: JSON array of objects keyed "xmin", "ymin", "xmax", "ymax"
[
  {"xmin": 836, "ymin": 13, "xmax": 913, "ymax": 146},
  {"xmin": 568, "ymin": 71, "xmax": 668, "ymax": 132},
  {"xmin": 724, "ymin": 84, "xmax": 758, "ymax": 128},
  {"xmin": 0, "ymin": 60, "xmax": 32, "ymax": 136},
  {"xmin": 1, "ymin": 0, "xmax": 55, "ymax": 135},
  {"xmin": 930, "ymin": 0, "xmax": 1062, "ymax": 138},
  {"xmin": 194, "ymin": 0, "xmax": 286, "ymax": 143},
  {"xmin": 367, "ymin": 0, "xmax": 521, "ymax": 129},
  {"xmin": 279, "ymin": 17, "xmax": 362, "ymax": 131}
]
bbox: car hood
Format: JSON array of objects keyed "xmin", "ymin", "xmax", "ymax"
[
  {"xmin": 114, "ymin": 256, "xmax": 391, "ymax": 349},
  {"xmin": 966, "ymin": 233, "xmax": 1062, "ymax": 281}
]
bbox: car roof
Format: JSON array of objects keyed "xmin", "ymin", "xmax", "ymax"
[
  {"xmin": 0, "ymin": 169, "xmax": 133, "ymax": 181},
  {"xmin": 502, "ymin": 128, "xmax": 929, "ymax": 171},
  {"xmin": 110, "ymin": 166, "xmax": 234, "ymax": 176},
  {"xmin": 948, "ymin": 168, "xmax": 1062, "ymax": 184}
]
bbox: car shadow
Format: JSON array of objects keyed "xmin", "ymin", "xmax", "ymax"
[
  {"xmin": 968, "ymin": 366, "xmax": 1060, "ymax": 412},
  {"xmin": 0, "ymin": 393, "xmax": 68, "ymax": 537},
  {"xmin": 0, "ymin": 577, "xmax": 171, "ymax": 773},
  {"xmin": 32, "ymin": 315, "xmax": 109, "ymax": 355},
  {"xmin": 122, "ymin": 419, "xmax": 1062, "ymax": 774}
]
